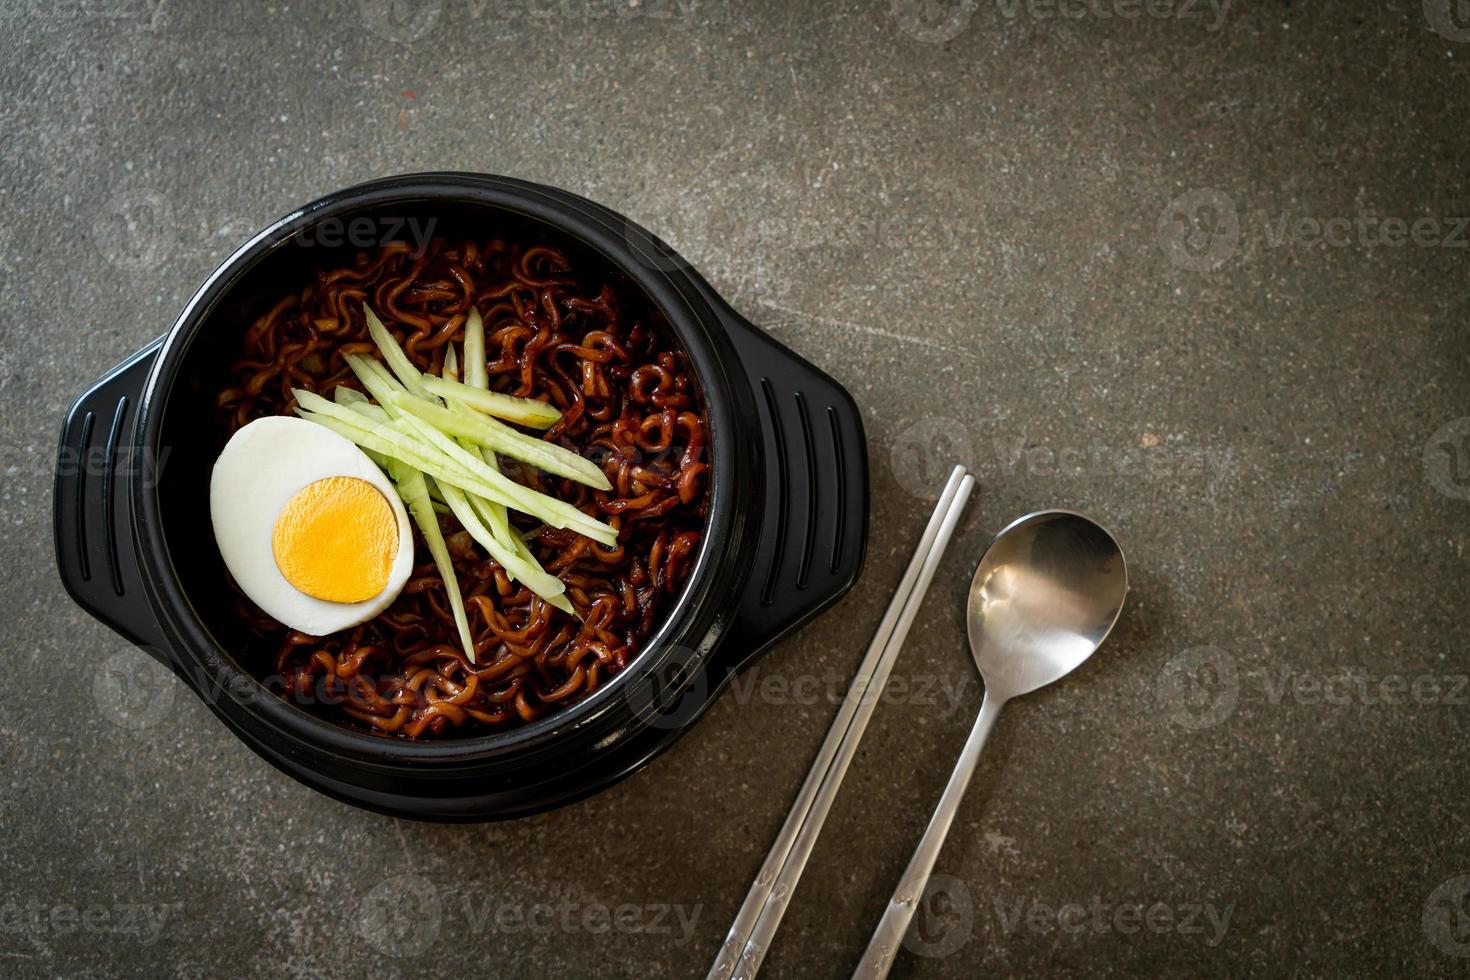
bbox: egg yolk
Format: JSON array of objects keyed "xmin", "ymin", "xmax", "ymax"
[{"xmin": 271, "ymin": 476, "xmax": 398, "ymax": 603}]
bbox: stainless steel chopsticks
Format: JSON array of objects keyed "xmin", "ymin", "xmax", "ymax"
[{"xmin": 707, "ymin": 465, "xmax": 975, "ymax": 980}]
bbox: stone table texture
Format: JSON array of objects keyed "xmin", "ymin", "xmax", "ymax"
[{"xmin": 2, "ymin": 0, "xmax": 1468, "ymax": 977}]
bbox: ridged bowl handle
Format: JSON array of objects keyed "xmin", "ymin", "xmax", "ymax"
[
  {"xmin": 709, "ymin": 304, "xmax": 870, "ymax": 674},
  {"xmin": 54, "ymin": 337, "xmax": 173, "ymax": 661}
]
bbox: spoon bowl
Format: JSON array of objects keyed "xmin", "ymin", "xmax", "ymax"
[{"xmin": 968, "ymin": 510, "xmax": 1128, "ymax": 701}]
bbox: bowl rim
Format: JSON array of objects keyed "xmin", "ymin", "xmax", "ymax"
[{"xmin": 132, "ymin": 172, "xmax": 754, "ymax": 766}]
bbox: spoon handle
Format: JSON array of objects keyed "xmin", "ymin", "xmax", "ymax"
[{"xmin": 853, "ymin": 692, "xmax": 1006, "ymax": 979}]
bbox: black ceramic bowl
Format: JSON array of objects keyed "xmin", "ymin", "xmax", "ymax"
[{"xmin": 54, "ymin": 173, "xmax": 867, "ymax": 820}]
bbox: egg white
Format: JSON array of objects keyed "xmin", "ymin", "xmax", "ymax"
[{"xmin": 209, "ymin": 415, "xmax": 414, "ymax": 636}]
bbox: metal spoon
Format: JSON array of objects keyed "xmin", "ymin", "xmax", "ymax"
[{"xmin": 854, "ymin": 510, "xmax": 1128, "ymax": 978}]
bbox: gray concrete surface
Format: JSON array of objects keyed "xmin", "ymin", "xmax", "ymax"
[{"xmin": 3, "ymin": 0, "xmax": 1468, "ymax": 976}]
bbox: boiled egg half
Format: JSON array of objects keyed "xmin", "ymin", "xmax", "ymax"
[{"xmin": 210, "ymin": 415, "xmax": 413, "ymax": 636}]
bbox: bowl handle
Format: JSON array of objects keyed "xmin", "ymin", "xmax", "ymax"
[
  {"xmin": 711, "ymin": 304, "xmax": 870, "ymax": 673},
  {"xmin": 54, "ymin": 337, "xmax": 174, "ymax": 661}
]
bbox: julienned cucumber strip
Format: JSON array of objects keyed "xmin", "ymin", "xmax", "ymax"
[
  {"xmin": 345, "ymin": 357, "xmax": 499, "ymax": 536},
  {"xmin": 460, "ymin": 486, "xmax": 573, "ymax": 614},
  {"xmin": 446, "ymin": 333, "xmax": 546, "ymax": 595},
  {"xmin": 388, "ymin": 459, "xmax": 476, "ymax": 663},
  {"xmin": 304, "ymin": 401, "xmax": 575, "ymax": 612},
  {"xmin": 463, "ymin": 307, "xmax": 488, "ymax": 390},
  {"xmin": 290, "ymin": 398, "xmax": 569, "ymax": 534},
  {"xmin": 348, "ymin": 354, "xmax": 550, "ymax": 553},
  {"xmin": 343, "ymin": 398, "xmax": 390, "ymax": 425},
  {"xmin": 453, "ymin": 453, "xmax": 516, "ymax": 554},
  {"xmin": 365, "ymin": 355, "xmax": 405, "ymax": 393},
  {"xmin": 437, "ymin": 347, "xmax": 516, "ymax": 552},
  {"xmin": 469, "ymin": 494, "xmax": 574, "ymax": 615},
  {"xmin": 334, "ymin": 386, "xmax": 369, "ymax": 406},
  {"xmin": 391, "ymin": 412, "xmax": 616, "ymax": 547},
  {"xmin": 292, "ymin": 390, "xmax": 617, "ymax": 546},
  {"xmin": 436, "ymin": 480, "xmax": 570, "ymax": 608},
  {"xmin": 333, "ymin": 350, "xmax": 571, "ymax": 607},
  {"xmin": 420, "ymin": 375, "xmax": 561, "ymax": 429},
  {"xmin": 345, "ymin": 353, "xmax": 407, "ymax": 413},
  {"xmin": 349, "ymin": 354, "xmax": 585, "ymax": 540},
  {"xmin": 446, "ymin": 399, "xmax": 512, "ymax": 536},
  {"xmin": 323, "ymin": 388, "xmax": 391, "ymax": 460},
  {"xmin": 294, "ymin": 393, "xmax": 533, "ymax": 510},
  {"xmin": 454, "ymin": 328, "xmax": 499, "ymax": 477},
  {"xmin": 295, "ymin": 407, "xmax": 483, "ymax": 497},
  {"xmin": 299, "ymin": 409, "xmax": 588, "ymax": 541},
  {"xmin": 363, "ymin": 304, "xmax": 432, "ymax": 400},
  {"xmin": 467, "ymin": 451, "xmax": 514, "ymax": 548},
  {"xmin": 394, "ymin": 390, "xmax": 601, "ymax": 487},
  {"xmin": 389, "ymin": 391, "xmax": 610, "ymax": 491}
]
